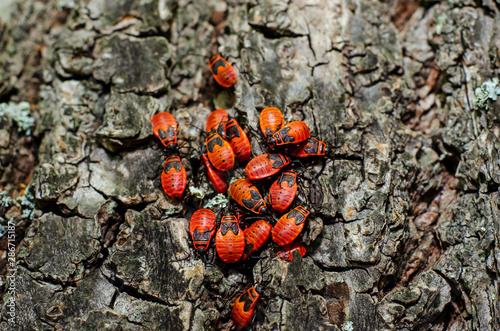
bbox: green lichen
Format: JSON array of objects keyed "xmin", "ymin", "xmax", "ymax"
[
  {"xmin": 0, "ymin": 188, "xmax": 35, "ymax": 219},
  {"xmin": 204, "ymin": 194, "xmax": 228, "ymax": 210},
  {"xmin": 0, "ymin": 189, "xmax": 12, "ymax": 207},
  {"xmin": 435, "ymin": 13, "xmax": 447, "ymax": 35},
  {"xmin": 342, "ymin": 321, "xmax": 353, "ymax": 331},
  {"xmin": 16, "ymin": 188, "xmax": 36, "ymax": 220},
  {"xmin": 0, "ymin": 102, "xmax": 35, "ymax": 135},
  {"xmin": 189, "ymin": 186, "xmax": 206, "ymax": 199},
  {"xmin": 474, "ymin": 78, "xmax": 500, "ymax": 110},
  {"xmin": 57, "ymin": 0, "xmax": 75, "ymax": 10},
  {"xmin": 0, "ymin": 219, "xmax": 6, "ymax": 237},
  {"xmin": 164, "ymin": 208, "xmax": 177, "ymax": 216}
]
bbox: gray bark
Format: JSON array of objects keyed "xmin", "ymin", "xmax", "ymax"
[{"xmin": 1, "ymin": 0, "xmax": 500, "ymax": 330}]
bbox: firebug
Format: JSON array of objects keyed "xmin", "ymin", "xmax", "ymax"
[
  {"xmin": 267, "ymin": 121, "xmax": 310, "ymax": 148},
  {"xmin": 232, "ymin": 287, "xmax": 261, "ymax": 329},
  {"xmin": 277, "ymin": 242, "xmax": 306, "ymax": 261},
  {"xmin": 229, "ymin": 179, "xmax": 267, "ymax": 214},
  {"xmin": 245, "ymin": 154, "xmax": 290, "ymax": 180},
  {"xmin": 206, "ymin": 108, "xmax": 229, "ymax": 134},
  {"xmin": 205, "ymin": 132, "xmax": 235, "ymax": 171},
  {"xmin": 201, "ymin": 153, "xmax": 228, "ymax": 194},
  {"xmin": 242, "ymin": 220, "xmax": 272, "ymax": 260},
  {"xmin": 161, "ymin": 156, "xmax": 187, "ymax": 200},
  {"xmin": 189, "ymin": 209, "xmax": 217, "ymax": 253},
  {"xmin": 215, "ymin": 214, "xmax": 245, "ymax": 263},
  {"xmin": 225, "ymin": 118, "xmax": 252, "ymax": 162},
  {"xmin": 209, "ymin": 55, "xmax": 237, "ymax": 88},
  {"xmin": 272, "ymin": 206, "xmax": 310, "ymax": 246},
  {"xmin": 259, "ymin": 107, "xmax": 285, "ymax": 138},
  {"xmin": 288, "ymin": 137, "xmax": 329, "ymax": 157},
  {"xmin": 269, "ymin": 170, "xmax": 297, "ymax": 213},
  {"xmin": 151, "ymin": 112, "xmax": 177, "ymax": 149}
]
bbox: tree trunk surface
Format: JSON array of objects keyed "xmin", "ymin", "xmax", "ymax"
[{"xmin": 1, "ymin": 0, "xmax": 500, "ymax": 330}]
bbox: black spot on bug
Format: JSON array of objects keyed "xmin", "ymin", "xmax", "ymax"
[
  {"xmin": 210, "ymin": 58, "xmax": 227, "ymax": 75},
  {"xmin": 226, "ymin": 121, "xmax": 241, "ymax": 139},
  {"xmin": 207, "ymin": 134, "xmax": 224, "ymax": 153},
  {"xmin": 158, "ymin": 129, "xmax": 168, "ymax": 140},
  {"xmin": 164, "ymin": 157, "xmax": 182, "ymax": 172}
]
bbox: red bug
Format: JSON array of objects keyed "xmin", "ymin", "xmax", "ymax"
[
  {"xmin": 277, "ymin": 242, "xmax": 306, "ymax": 261},
  {"xmin": 206, "ymin": 108, "xmax": 229, "ymax": 134},
  {"xmin": 205, "ymin": 132, "xmax": 235, "ymax": 171},
  {"xmin": 268, "ymin": 170, "xmax": 297, "ymax": 213},
  {"xmin": 288, "ymin": 137, "xmax": 329, "ymax": 157},
  {"xmin": 243, "ymin": 220, "xmax": 272, "ymax": 260},
  {"xmin": 215, "ymin": 214, "xmax": 245, "ymax": 263},
  {"xmin": 259, "ymin": 107, "xmax": 285, "ymax": 138},
  {"xmin": 233, "ymin": 287, "xmax": 261, "ymax": 329},
  {"xmin": 189, "ymin": 209, "xmax": 217, "ymax": 253},
  {"xmin": 161, "ymin": 156, "xmax": 187, "ymax": 200},
  {"xmin": 272, "ymin": 206, "xmax": 310, "ymax": 246},
  {"xmin": 225, "ymin": 119, "xmax": 252, "ymax": 163},
  {"xmin": 201, "ymin": 153, "xmax": 228, "ymax": 193},
  {"xmin": 245, "ymin": 154, "xmax": 290, "ymax": 180},
  {"xmin": 267, "ymin": 121, "xmax": 310, "ymax": 148},
  {"xmin": 151, "ymin": 112, "xmax": 177, "ymax": 149},
  {"xmin": 209, "ymin": 55, "xmax": 237, "ymax": 88},
  {"xmin": 229, "ymin": 179, "xmax": 267, "ymax": 214}
]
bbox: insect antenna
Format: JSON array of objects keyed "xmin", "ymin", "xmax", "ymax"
[
  {"xmin": 288, "ymin": 158, "xmax": 308, "ymax": 175},
  {"xmin": 246, "ymin": 122, "xmax": 264, "ymax": 140},
  {"xmin": 312, "ymin": 159, "xmax": 328, "ymax": 179}
]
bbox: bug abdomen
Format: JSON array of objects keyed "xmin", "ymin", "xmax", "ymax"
[
  {"xmin": 161, "ymin": 156, "xmax": 186, "ymax": 200},
  {"xmin": 272, "ymin": 206, "xmax": 309, "ymax": 246},
  {"xmin": 215, "ymin": 215, "xmax": 245, "ymax": 263}
]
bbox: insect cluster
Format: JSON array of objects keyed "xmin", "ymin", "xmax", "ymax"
[{"xmin": 151, "ymin": 55, "xmax": 329, "ymax": 329}]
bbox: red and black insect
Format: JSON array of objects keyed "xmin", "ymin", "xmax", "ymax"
[
  {"xmin": 269, "ymin": 170, "xmax": 297, "ymax": 213},
  {"xmin": 288, "ymin": 137, "xmax": 329, "ymax": 157},
  {"xmin": 229, "ymin": 179, "xmax": 267, "ymax": 214},
  {"xmin": 151, "ymin": 112, "xmax": 177, "ymax": 149},
  {"xmin": 245, "ymin": 154, "xmax": 290, "ymax": 180},
  {"xmin": 206, "ymin": 132, "xmax": 235, "ymax": 171},
  {"xmin": 233, "ymin": 287, "xmax": 261, "ymax": 329},
  {"xmin": 201, "ymin": 153, "xmax": 228, "ymax": 193},
  {"xmin": 259, "ymin": 107, "xmax": 285, "ymax": 138},
  {"xmin": 206, "ymin": 108, "xmax": 229, "ymax": 134},
  {"xmin": 242, "ymin": 220, "xmax": 272, "ymax": 260},
  {"xmin": 209, "ymin": 55, "xmax": 237, "ymax": 88},
  {"xmin": 277, "ymin": 242, "xmax": 306, "ymax": 261},
  {"xmin": 267, "ymin": 121, "xmax": 310, "ymax": 148},
  {"xmin": 215, "ymin": 214, "xmax": 245, "ymax": 263},
  {"xmin": 225, "ymin": 119, "xmax": 252, "ymax": 163},
  {"xmin": 272, "ymin": 206, "xmax": 309, "ymax": 246},
  {"xmin": 189, "ymin": 209, "xmax": 217, "ymax": 253},
  {"xmin": 161, "ymin": 156, "xmax": 187, "ymax": 200}
]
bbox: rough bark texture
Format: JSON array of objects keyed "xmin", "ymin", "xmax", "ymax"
[{"xmin": 1, "ymin": 0, "xmax": 500, "ymax": 330}]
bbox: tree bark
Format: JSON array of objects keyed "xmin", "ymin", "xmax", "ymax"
[{"xmin": 1, "ymin": 0, "xmax": 500, "ymax": 330}]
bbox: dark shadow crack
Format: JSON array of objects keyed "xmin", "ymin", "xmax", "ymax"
[
  {"xmin": 108, "ymin": 288, "xmax": 119, "ymax": 309},
  {"xmin": 249, "ymin": 23, "xmax": 306, "ymax": 40},
  {"xmin": 19, "ymin": 262, "xmax": 79, "ymax": 291},
  {"xmin": 305, "ymin": 22, "xmax": 316, "ymax": 60},
  {"xmin": 102, "ymin": 271, "xmax": 177, "ymax": 307}
]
